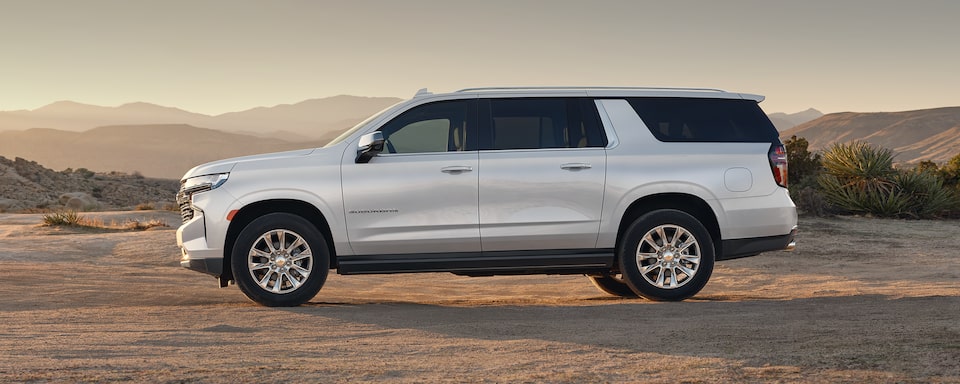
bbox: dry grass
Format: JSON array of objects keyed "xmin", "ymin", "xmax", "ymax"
[
  {"xmin": 41, "ymin": 210, "xmax": 168, "ymax": 231},
  {"xmin": 135, "ymin": 202, "xmax": 155, "ymax": 211}
]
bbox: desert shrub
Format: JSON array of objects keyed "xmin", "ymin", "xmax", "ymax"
[
  {"xmin": 784, "ymin": 135, "xmax": 822, "ymax": 184},
  {"xmin": 818, "ymin": 141, "xmax": 957, "ymax": 218},
  {"xmin": 75, "ymin": 168, "xmax": 95, "ymax": 179},
  {"xmin": 783, "ymin": 135, "xmax": 825, "ymax": 215},
  {"xmin": 135, "ymin": 202, "xmax": 155, "ymax": 211},
  {"xmin": 795, "ymin": 186, "xmax": 829, "ymax": 217},
  {"xmin": 42, "ymin": 210, "xmax": 83, "ymax": 226},
  {"xmin": 894, "ymin": 168, "xmax": 958, "ymax": 218},
  {"xmin": 939, "ymin": 153, "xmax": 960, "ymax": 187}
]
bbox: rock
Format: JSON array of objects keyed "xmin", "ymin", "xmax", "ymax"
[{"xmin": 59, "ymin": 192, "xmax": 99, "ymax": 210}]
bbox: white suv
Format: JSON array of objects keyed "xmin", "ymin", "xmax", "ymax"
[{"xmin": 177, "ymin": 87, "xmax": 797, "ymax": 307}]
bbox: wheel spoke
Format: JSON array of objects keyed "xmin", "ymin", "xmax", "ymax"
[
  {"xmin": 655, "ymin": 267, "xmax": 666, "ymax": 287},
  {"xmin": 284, "ymin": 271, "xmax": 301, "ymax": 289},
  {"xmin": 637, "ymin": 252, "xmax": 658, "ymax": 260},
  {"xmin": 678, "ymin": 254, "xmax": 700, "ymax": 265},
  {"xmin": 668, "ymin": 267, "xmax": 678, "ymax": 288},
  {"xmin": 676, "ymin": 264, "xmax": 696, "ymax": 278},
  {"xmin": 285, "ymin": 237, "xmax": 306, "ymax": 254},
  {"xmin": 272, "ymin": 273, "xmax": 284, "ymax": 293},
  {"xmin": 251, "ymin": 248, "xmax": 271, "ymax": 260},
  {"xmin": 261, "ymin": 233, "xmax": 278, "ymax": 253},
  {"xmin": 642, "ymin": 233, "xmax": 661, "ymax": 252},
  {"xmin": 291, "ymin": 264, "xmax": 310, "ymax": 276},
  {"xmin": 655, "ymin": 226, "xmax": 668, "ymax": 247},
  {"xmin": 640, "ymin": 263, "xmax": 660, "ymax": 275},
  {"xmin": 289, "ymin": 250, "xmax": 312, "ymax": 263},
  {"xmin": 249, "ymin": 262, "xmax": 270, "ymax": 271},
  {"xmin": 257, "ymin": 270, "xmax": 273, "ymax": 289}
]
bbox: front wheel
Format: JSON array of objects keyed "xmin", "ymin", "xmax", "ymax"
[
  {"xmin": 618, "ymin": 209, "xmax": 715, "ymax": 301},
  {"xmin": 231, "ymin": 213, "xmax": 330, "ymax": 307}
]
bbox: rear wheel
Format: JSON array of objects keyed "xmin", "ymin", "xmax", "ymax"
[
  {"xmin": 587, "ymin": 274, "xmax": 638, "ymax": 297},
  {"xmin": 618, "ymin": 209, "xmax": 714, "ymax": 301},
  {"xmin": 231, "ymin": 213, "xmax": 329, "ymax": 307}
]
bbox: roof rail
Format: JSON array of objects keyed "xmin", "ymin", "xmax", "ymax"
[{"xmin": 455, "ymin": 86, "xmax": 727, "ymax": 93}]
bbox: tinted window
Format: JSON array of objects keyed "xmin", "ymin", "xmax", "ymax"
[
  {"xmin": 378, "ymin": 100, "xmax": 475, "ymax": 153},
  {"xmin": 627, "ymin": 98, "xmax": 778, "ymax": 143},
  {"xmin": 486, "ymin": 98, "xmax": 607, "ymax": 150}
]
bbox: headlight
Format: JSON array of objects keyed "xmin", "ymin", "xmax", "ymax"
[{"xmin": 182, "ymin": 173, "xmax": 229, "ymax": 192}]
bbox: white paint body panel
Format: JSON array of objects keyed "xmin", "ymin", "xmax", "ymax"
[{"xmin": 176, "ymin": 87, "xmax": 797, "ymax": 278}]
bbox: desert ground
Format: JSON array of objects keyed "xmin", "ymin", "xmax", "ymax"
[{"xmin": 0, "ymin": 211, "xmax": 957, "ymax": 383}]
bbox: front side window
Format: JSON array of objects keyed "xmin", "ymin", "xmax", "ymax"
[
  {"xmin": 378, "ymin": 100, "xmax": 476, "ymax": 153},
  {"xmin": 485, "ymin": 98, "xmax": 607, "ymax": 150}
]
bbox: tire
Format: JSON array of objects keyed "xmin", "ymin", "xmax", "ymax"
[
  {"xmin": 231, "ymin": 213, "xmax": 329, "ymax": 307},
  {"xmin": 587, "ymin": 274, "xmax": 638, "ymax": 297},
  {"xmin": 618, "ymin": 209, "xmax": 714, "ymax": 301}
]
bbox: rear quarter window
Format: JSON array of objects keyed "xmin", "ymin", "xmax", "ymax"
[{"xmin": 627, "ymin": 98, "xmax": 778, "ymax": 143}]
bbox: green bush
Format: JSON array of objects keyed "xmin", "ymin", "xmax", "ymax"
[
  {"xmin": 817, "ymin": 141, "xmax": 957, "ymax": 218},
  {"xmin": 895, "ymin": 168, "xmax": 957, "ymax": 218},
  {"xmin": 939, "ymin": 153, "xmax": 960, "ymax": 187},
  {"xmin": 783, "ymin": 135, "xmax": 826, "ymax": 215}
]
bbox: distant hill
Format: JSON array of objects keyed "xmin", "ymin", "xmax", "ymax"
[
  {"xmin": 0, "ymin": 124, "xmax": 328, "ymax": 179},
  {"xmin": 0, "ymin": 95, "xmax": 402, "ymax": 139},
  {"xmin": 768, "ymin": 108, "xmax": 823, "ymax": 131},
  {"xmin": 781, "ymin": 106, "xmax": 960, "ymax": 164},
  {"xmin": 0, "ymin": 156, "xmax": 178, "ymax": 212}
]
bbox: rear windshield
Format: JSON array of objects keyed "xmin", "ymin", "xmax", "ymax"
[{"xmin": 627, "ymin": 98, "xmax": 778, "ymax": 143}]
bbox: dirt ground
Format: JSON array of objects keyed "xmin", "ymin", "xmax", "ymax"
[{"xmin": 0, "ymin": 211, "xmax": 958, "ymax": 383}]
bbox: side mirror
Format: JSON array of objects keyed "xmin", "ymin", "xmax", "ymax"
[{"xmin": 355, "ymin": 131, "xmax": 385, "ymax": 163}]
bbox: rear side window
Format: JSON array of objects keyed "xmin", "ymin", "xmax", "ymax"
[
  {"xmin": 484, "ymin": 98, "xmax": 607, "ymax": 150},
  {"xmin": 627, "ymin": 98, "xmax": 778, "ymax": 143}
]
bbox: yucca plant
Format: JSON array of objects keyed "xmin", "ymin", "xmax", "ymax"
[
  {"xmin": 42, "ymin": 210, "xmax": 83, "ymax": 226},
  {"xmin": 895, "ymin": 168, "xmax": 958, "ymax": 218},
  {"xmin": 818, "ymin": 141, "xmax": 959, "ymax": 218}
]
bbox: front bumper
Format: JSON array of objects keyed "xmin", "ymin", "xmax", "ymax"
[{"xmin": 176, "ymin": 212, "xmax": 225, "ymax": 277}]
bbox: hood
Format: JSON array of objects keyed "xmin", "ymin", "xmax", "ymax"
[{"xmin": 181, "ymin": 148, "xmax": 318, "ymax": 181}]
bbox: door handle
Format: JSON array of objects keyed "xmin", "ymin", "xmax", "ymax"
[
  {"xmin": 560, "ymin": 163, "xmax": 592, "ymax": 170},
  {"xmin": 441, "ymin": 165, "xmax": 473, "ymax": 174}
]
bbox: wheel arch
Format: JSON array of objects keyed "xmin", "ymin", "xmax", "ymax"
[
  {"xmin": 615, "ymin": 193, "xmax": 722, "ymax": 261},
  {"xmin": 222, "ymin": 199, "xmax": 337, "ymax": 285}
]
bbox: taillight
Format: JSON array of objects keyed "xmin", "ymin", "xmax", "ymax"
[{"xmin": 769, "ymin": 144, "xmax": 788, "ymax": 188}]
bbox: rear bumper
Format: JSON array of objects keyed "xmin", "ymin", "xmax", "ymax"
[{"xmin": 718, "ymin": 225, "xmax": 797, "ymax": 261}]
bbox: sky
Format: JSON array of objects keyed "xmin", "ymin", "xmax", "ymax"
[{"xmin": 1, "ymin": 0, "xmax": 958, "ymax": 115}]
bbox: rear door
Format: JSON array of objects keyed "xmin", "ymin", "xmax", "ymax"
[{"xmin": 477, "ymin": 98, "xmax": 608, "ymax": 252}]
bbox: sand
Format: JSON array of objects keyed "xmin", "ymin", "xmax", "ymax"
[{"xmin": 0, "ymin": 212, "xmax": 958, "ymax": 383}]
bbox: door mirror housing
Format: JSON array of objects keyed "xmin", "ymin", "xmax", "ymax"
[{"xmin": 355, "ymin": 131, "xmax": 385, "ymax": 163}]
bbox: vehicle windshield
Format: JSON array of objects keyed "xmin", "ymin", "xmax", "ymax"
[{"xmin": 323, "ymin": 102, "xmax": 403, "ymax": 147}]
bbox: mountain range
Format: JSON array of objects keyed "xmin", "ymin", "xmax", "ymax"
[
  {"xmin": 0, "ymin": 95, "xmax": 402, "ymax": 140},
  {"xmin": 0, "ymin": 124, "xmax": 330, "ymax": 179},
  {"xmin": 1, "ymin": 96, "xmax": 957, "ymax": 179},
  {"xmin": 768, "ymin": 108, "xmax": 823, "ymax": 131},
  {"xmin": 781, "ymin": 106, "xmax": 960, "ymax": 164}
]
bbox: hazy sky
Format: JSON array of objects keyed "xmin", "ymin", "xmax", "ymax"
[{"xmin": 1, "ymin": 0, "xmax": 958, "ymax": 115}]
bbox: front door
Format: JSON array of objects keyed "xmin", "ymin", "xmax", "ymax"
[{"xmin": 341, "ymin": 99, "xmax": 480, "ymax": 255}]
